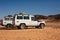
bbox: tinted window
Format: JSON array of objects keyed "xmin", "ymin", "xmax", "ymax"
[
  {"xmin": 24, "ymin": 16, "xmax": 29, "ymax": 19},
  {"xmin": 5, "ymin": 18, "xmax": 13, "ymax": 20},
  {"xmin": 17, "ymin": 16, "xmax": 23, "ymax": 19},
  {"xmin": 10, "ymin": 18, "xmax": 13, "ymax": 20},
  {"xmin": 5, "ymin": 18, "xmax": 9, "ymax": 20}
]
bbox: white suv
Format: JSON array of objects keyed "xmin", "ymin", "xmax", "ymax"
[
  {"xmin": 3, "ymin": 15, "xmax": 13, "ymax": 29},
  {"xmin": 14, "ymin": 13, "xmax": 46, "ymax": 29}
]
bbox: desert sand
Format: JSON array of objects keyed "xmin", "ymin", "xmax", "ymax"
[{"xmin": 0, "ymin": 22, "xmax": 60, "ymax": 40}]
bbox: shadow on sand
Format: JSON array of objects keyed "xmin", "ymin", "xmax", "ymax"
[{"xmin": 0, "ymin": 27, "xmax": 40, "ymax": 30}]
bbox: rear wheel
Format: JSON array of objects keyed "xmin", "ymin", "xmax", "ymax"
[{"xmin": 20, "ymin": 24, "xmax": 26, "ymax": 29}]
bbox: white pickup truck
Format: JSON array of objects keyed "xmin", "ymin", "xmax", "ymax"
[
  {"xmin": 14, "ymin": 13, "xmax": 46, "ymax": 29},
  {"xmin": 3, "ymin": 15, "xmax": 13, "ymax": 29}
]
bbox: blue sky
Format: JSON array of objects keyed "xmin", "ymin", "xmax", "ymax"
[{"xmin": 0, "ymin": 0, "xmax": 60, "ymax": 19}]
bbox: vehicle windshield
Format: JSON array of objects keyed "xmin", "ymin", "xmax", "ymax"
[
  {"xmin": 4, "ymin": 17, "xmax": 13, "ymax": 21},
  {"xmin": 31, "ymin": 17, "xmax": 37, "ymax": 21}
]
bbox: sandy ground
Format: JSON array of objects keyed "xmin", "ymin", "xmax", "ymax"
[{"xmin": 0, "ymin": 22, "xmax": 60, "ymax": 40}]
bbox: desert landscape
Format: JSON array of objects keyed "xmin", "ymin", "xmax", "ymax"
[
  {"xmin": 0, "ymin": 21, "xmax": 60, "ymax": 40},
  {"xmin": 0, "ymin": 0, "xmax": 60, "ymax": 40}
]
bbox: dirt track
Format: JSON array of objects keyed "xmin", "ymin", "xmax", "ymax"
[{"xmin": 0, "ymin": 22, "xmax": 60, "ymax": 40}]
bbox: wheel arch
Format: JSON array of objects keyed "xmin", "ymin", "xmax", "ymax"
[
  {"xmin": 6, "ymin": 23, "xmax": 13, "ymax": 26},
  {"xmin": 39, "ymin": 23, "xmax": 45, "ymax": 26},
  {"xmin": 20, "ymin": 23, "xmax": 26, "ymax": 26}
]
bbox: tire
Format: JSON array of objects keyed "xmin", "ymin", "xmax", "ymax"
[
  {"xmin": 40, "ymin": 23, "xmax": 45, "ymax": 29},
  {"xmin": 6, "ymin": 24, "xmax": 13, "ymax": 30},
  {"xmin": 20, "ymin": 24, "xmax": 26, "ymax": 29}
]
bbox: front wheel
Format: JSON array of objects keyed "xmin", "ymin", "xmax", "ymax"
[
  {"xmin": 40, "ymin": 24, "xmax": 45, "ymax": 29},
  {"xmin": 6, "ymin": 24, "xmax": 13, "ymax": 30}
]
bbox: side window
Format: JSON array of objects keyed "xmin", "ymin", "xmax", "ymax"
[
  {"xmin": 10, "ymin": 18, "xmax": 13, "ymax": 20},
  {"xmin": 17, "ymin": 16, "xmax": 23, "ymax": 19},
  {"xmin": 24, "ymin": 16, "xmax": 29, "ymax": 19}
]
